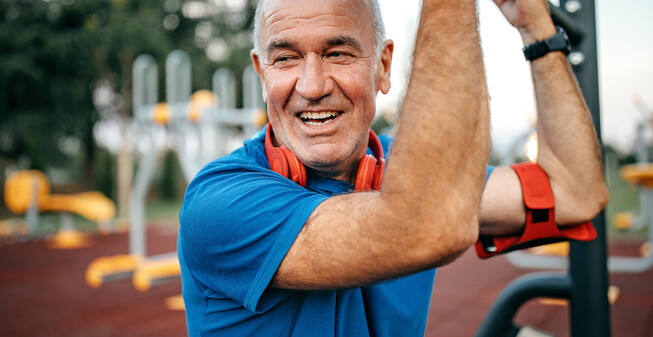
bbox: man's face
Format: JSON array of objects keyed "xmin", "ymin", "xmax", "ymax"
[{"xmin": 252, "ymin": 0, "xmax": 392, "ymax": 180}]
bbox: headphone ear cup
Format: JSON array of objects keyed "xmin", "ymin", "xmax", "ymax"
[
  {"xmin": 280, "ymin": 146, "xmax": 307, "ymax": 187},
  {"xmin": 372, "ymin": 158, "xmax": 385, "ymax": 191},
  {"xmin": 355, "ymin": 155, "xmax": 377, "ymax": 192},
  {"xmin": 265, "ymin": 123, "xmax": 291, "ymax": 178},
  {"xmin": 268, "ymin": 148, "xmax": 290, "ymax": 178}
]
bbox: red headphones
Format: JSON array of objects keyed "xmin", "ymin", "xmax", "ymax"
[{"xmin": 264, "ymin": 122, "xmax": 385, "ymax": 192}]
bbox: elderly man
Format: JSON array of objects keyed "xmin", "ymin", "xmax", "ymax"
[{"xmin": 178, "ymin": 0, "xmax": 608, "ymax": 335}]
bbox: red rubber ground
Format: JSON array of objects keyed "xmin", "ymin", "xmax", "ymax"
[{"xmin": 1, "ymin": 225, "xmax": 651, "ymax": 336}]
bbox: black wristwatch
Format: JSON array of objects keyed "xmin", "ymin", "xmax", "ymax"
[{"xmin": 523, "ymin": 26, "xmax": 571, "ymax": 61}]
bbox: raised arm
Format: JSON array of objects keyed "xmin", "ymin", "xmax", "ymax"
[
  {"xmin": 479, "ymin": 0, "xmax": 609, "ymax": 237},
  {"xmin": 270, "ymin": 0, "xmax": 490, "ymax": 289}
]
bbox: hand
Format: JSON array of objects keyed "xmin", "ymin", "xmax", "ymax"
[{"xmin": 493, "ymin": 0, "xmax": 556, "ymax": 44}]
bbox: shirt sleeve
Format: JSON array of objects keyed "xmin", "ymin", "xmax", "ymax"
[
  {"xmin": 485, "ymin": 165, "xmax": 494, "ymax": 187},
  {"xmin": 179, "ymin": 159, "xmax": 328, "ymax": 314}
]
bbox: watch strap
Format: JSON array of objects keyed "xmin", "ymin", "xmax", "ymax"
[{"xmin": 523, "ymin": 26, "xmax": 571, "ymax": 61}]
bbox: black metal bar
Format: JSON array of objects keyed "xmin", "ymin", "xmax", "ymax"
[
  {"xmin": 475, "ymin": 273, "xmax": 572, "ymax": 337},
  {"xmin": 549, "ymin": 3, "xmax": 585, "ymax": 44},
  {"xmin": 564, "ymin": 0, "xmax": 612, "ymax": 335}
]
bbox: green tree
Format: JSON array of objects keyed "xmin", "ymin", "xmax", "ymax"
[{"xmin": 0, "ymin": 0, "xmax": 257, "ymax": 196}]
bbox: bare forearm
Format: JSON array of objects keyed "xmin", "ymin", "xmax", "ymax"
[
  {"xmin": 384, "ymin": 0, "xmax": 490, "ymax": 236},
  {"xmin": 478, "ymin": 51, "xmax": 607, "ymax": 236},
  {"xmin": 477, "ymin": 0, "xmax": 609, "ymax": 239},
  {"xmin": 529, "ymin": 37, "xmax": 608, "ymax": 224}
]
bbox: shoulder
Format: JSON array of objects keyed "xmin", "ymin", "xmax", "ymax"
[
  {"xmin": 179, "ymin": 126, "xmax": 327, "ymax": 235},
  {"xmin": 180, "ymin": 128, "xmax": 299, "ymax": 224}
]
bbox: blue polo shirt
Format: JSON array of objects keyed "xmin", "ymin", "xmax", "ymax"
[{"xmin": 178, "ymin": 126, "xmax": 494, "ymax": 336}]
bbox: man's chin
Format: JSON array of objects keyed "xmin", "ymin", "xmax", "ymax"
[
  {"xmin": 291, "ymin": 141, "xmax": 363, "ymax": 175},
  {"xmin": 301, "ymin": 156, "xmax": 342, "ymax": 170}
]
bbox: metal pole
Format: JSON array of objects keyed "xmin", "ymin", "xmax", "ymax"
[
  {"xmin": 130, "ymin": 55, "xmax": 158, "ymax": 257},
  {"xmin": 213, "ymin": 68, "xmax": 236, "ymax": 109},
  {"xmin": 211, "ymin": 68, "xmax": 237, "ymax": 159},
  {"xmin": 476, "ymin": 273, "xmax": 571, "ymax": 337},
  {"xmin": 165, "ymin": 50, "xmax": 192, "ymax": 104},
  {"xmin": 243, "ymin": 65, "xmax": 266, "ymax": 137},
  {"xmin": 563, "ymin": 0, "xmax": 611, "ymax": 334},
  {"xmin": 243, "ymin": 65, "xmax": 265, "ymax": 110},
  {"xmin": 133, "ymin": 55, "xmax": 158, "ymax": 113}
]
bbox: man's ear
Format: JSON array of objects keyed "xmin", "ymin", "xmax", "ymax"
[
  {"xmin": 251, "ymin": 50, "xmax": 268, "ymax": 103},
  {"xmin": 377, "ymin": 40, "xmax": 394, "ymax": 94}
]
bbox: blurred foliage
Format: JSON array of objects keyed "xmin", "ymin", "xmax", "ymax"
[
  {"xmin": 0, "ymin": 0, "xmax": 257, "ymax": 192},
  {"xmin": 603, "ymin": 143, "xmax": 637, "ymax": 166},
  {"xmin": 93, "ymin": 146, "xmax": 115, "ymax": 200},
  {"xmin": 157, "ymin": 150, "xmax": 183, "ymax": 200}
]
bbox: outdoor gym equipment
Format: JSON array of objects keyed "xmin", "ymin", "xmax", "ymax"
[
  {"xmin": 85, "ymin": 49, "xmax": 265, "ymax": 292},
  {"xmin": 476, "ymin": 1, "xmax": 610, "ymax": 336},
  {"xmin": 610, "ymin": 100, "xmax": 653, "ymax": 253},
  {"xmin": 3, "ymin": 170, "xmax": 116, "ymax": 249}
]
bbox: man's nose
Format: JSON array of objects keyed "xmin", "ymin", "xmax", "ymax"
[{"xmin": 296, "ymin": 54, "xmax": 332, "ymax": 101}]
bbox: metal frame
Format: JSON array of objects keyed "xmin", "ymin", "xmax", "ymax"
[
  {"xmin": 85, "ymin": 49, "xmax": 265, "ymax": 291},
  {"xmin": 476, "ymin": 1, "xmax": 611, "ymax": 336},
  {"xmin": 129, "ymin": 51, "xmax": 264, "ymax": 258}
]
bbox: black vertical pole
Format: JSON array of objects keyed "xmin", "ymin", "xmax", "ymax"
[{"xmin": 561, "ymin": 0, "xmax": 612, "ymax": 335}]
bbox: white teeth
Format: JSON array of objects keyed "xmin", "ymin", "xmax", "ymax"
[
  {"xmin": 304, "ymin": 118, "xmax": 336, "ymax": 126},
  {"xmin": 298, "ymin": 111, "xmax": 339, "ymax": 120},
  {"xmin": 298, "ymin": 111, "xmax": 340, "ymax": 126}
]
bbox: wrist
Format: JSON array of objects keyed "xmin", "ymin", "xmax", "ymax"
[{"xmin": 519, "ymin": 21, "xmax": 557, "ymax": 46}]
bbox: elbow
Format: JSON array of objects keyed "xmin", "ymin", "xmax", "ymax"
[
  {"xmin": 437, "ymin": 223, "xmax": 478, "ymax": 267},
  {"xmin": 415, "ymin": 216, "xmax": 479, "ymax": 268},
  {"xmin": 590, "ymin": 181, "xmax": 610, "ymax": 220},
  {"xmin": 573, "ymin": 179, "xmax": 610, "ymax": 224},
  {"xmin": 455, "ymin": 220, "xmax": 480, "ymax": 253}
]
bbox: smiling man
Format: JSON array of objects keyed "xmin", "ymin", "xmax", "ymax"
[{"xmin": 178, "ymin": 0, "xmax": 608, "ymax": 336}]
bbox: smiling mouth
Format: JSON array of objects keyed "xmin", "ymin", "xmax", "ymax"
[{"xmin": 298, "ymin": 111, "xmax": 342, "ymax": 126}]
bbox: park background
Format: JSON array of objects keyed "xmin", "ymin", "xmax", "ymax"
[{"xmin": 1, "ymin": 0, "xmax": 652, "ymax": 336}]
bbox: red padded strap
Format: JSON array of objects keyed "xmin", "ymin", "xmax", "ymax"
[
  {"xmin": 475, "ymin": 163, "xmax": 597, "ymax": 258},
  {"xmin": 512, "ymin": 162, "xmax": 560, "ymax": 243},
  {"xmin": 513, "ymin": 163, "xmax": 555, "ymax": 209}
]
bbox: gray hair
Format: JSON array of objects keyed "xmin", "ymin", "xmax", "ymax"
[{"xmin": 252, "ymin": 0, "xmax": 387, "ymax": 59}]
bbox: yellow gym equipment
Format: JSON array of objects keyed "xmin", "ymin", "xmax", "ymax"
[
  {"xmin": 3, "ymin": 170, "xmax": 116, "ymax": 249},
  {"xmin": 86, "ymin": 254, "xmax": 142, "ymax": 288},
  {"xmin": 132, "ymin": 253, "xmax": 180, "ymax": 292},
  {"xmin": 165, "ymin": 294, "xmax": 185, "ymax": 311},
  {"xmin": 621, "ymin": 163, "xmax": 653, "ymax": 188}
]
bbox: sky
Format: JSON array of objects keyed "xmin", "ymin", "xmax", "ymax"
[{"xmin": 375, "ymin": 0, "xmax": 653, "ymax": 156}]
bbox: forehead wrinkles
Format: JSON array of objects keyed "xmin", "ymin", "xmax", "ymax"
[
  {"xmin": 267, "ymin": 12, "xmax": 356, "ymax": 35},
  {"xmin": 260, "ymin": 1, "xmax": 374, "ymax": 54}
]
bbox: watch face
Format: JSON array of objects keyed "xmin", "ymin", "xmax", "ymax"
[
  {"xmin": 542, "ymin": 27, "xmax": 571, "ymax": 56},
  {"xmin": 558, "ymin": 27, "xmax": 571, "ymax": 52}
]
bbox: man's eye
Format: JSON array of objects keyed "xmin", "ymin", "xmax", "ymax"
[
  {"xmin": 328, "ymin": 52, "xmax": 345, "ymax": 58},
  {"xmin": 276, "ymin": 56, "xmax": 290, "ymax": 63}
]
